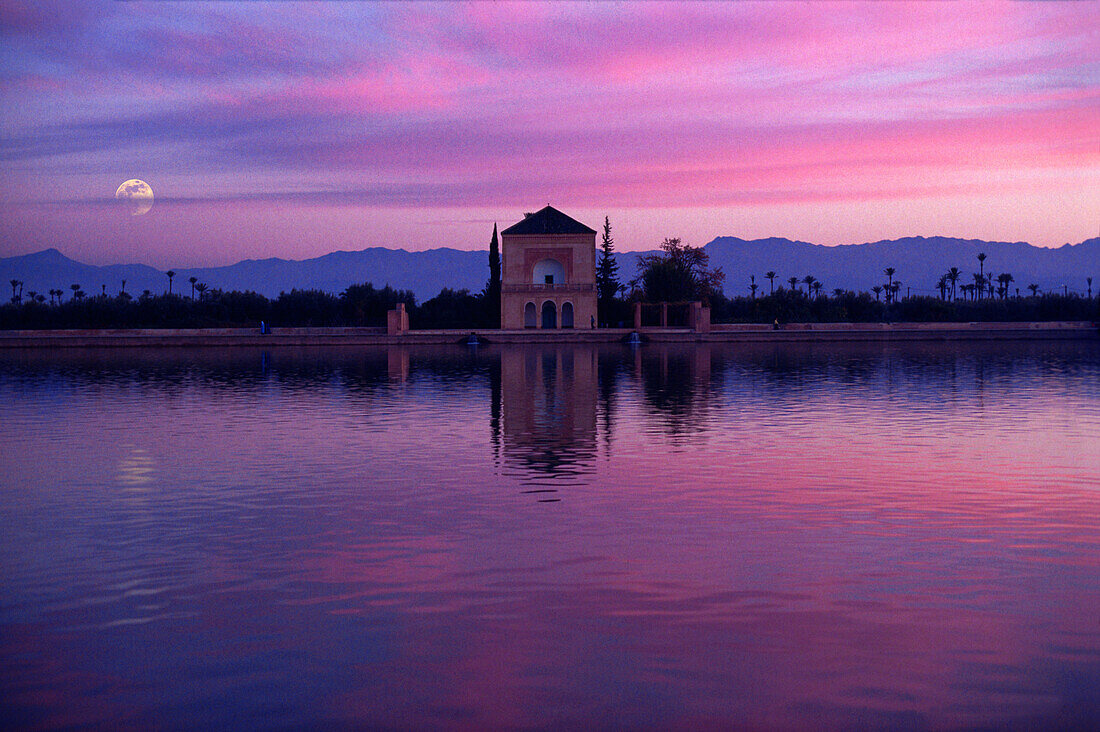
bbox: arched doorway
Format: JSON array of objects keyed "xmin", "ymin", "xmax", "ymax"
[
  {"xmin": 541, "ymin": 301, "xmax": 557, "ymax": 329},
  {"xmin": 561, "ymin": 301, "xmax": 574, "ymax": 328},
  {"xmin": 524, "ymin": 302, "xmax": 536, "ymax": 328}
]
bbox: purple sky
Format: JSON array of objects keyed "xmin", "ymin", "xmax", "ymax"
[{"xmin": 1, "ymin": 1, "xmax": 1097, "ymax": 267}]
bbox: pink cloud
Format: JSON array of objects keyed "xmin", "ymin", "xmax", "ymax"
[{"xmin": 0, "ymin": 1, "xmax": 1097, "ymax": 260}]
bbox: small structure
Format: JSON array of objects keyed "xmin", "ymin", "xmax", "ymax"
[
  {"xmin": 387, "ymin": 302, "xmax": 409, "ymax": 335},
  {"xmin": 632, "ymin": 301, "xmax": 711, "ymax": 332},
  {"xmin": 500, "ymin": 206, "xmax": 597, "ymax": 330}
]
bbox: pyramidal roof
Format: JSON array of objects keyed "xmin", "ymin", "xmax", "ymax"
[{"xmin": 500, "ymin": 205, "xmax": 596, "ymax": 236}]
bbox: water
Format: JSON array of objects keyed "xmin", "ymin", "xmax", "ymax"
[{"xmin": 1, "ymin": 342, "xmax": 1098, "ymax": 729}]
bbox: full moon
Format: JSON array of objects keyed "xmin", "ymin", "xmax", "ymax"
[{"xmin": 115, "ymin": 179, "xmax": 153, "ymax": 216}]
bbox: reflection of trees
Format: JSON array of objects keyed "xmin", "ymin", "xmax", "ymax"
[
  {"xmin": 597, "ymin": 349, "xmax": 626, "ymax": 450},
  {"xmin": 701, "ymin": 340, "xmax": 1090, "ymax": 407},
  {"xmin": 0, "ymin": 346, "xmax": 501, "ymax": 404},
  {"xmin": 635, "ymin": 345, "xmax": 718, "ymax": 436}
]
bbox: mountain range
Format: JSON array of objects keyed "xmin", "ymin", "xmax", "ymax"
[{"xmin": 2, "ymin": 236, "xmax": 1098, "ymax": 302}]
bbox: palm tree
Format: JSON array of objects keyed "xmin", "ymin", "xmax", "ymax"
[
  {"xmin": 1088, "ymin": 277, "xmax": 1093, "ymax": 299},
  {"xmin": 871, "ymin": 285, "xmax": 883, "ymax": 301},
  {"xmin": 35, "ymin": 294, "xmax": 45, "ymax": 304},
  {"xmin": 997, "ymin": 273, "xmax": 1014, "ymax": 299},
  {"xmin": 1028, "ymin": 283, "xmax": 1039, "ymax": 297},
  {"xmin": 802, "ymin": 275, "xmax": 816, "ymax": 296},
  {"xmin": 70, "ymin": 284, "xmax": 80, "ymax": 299},
  {"xmin": 977, "ymin": 252, "xmax": 987, "ymax": 295},
  {"xmin": 9, "ymin": 279, "xmax": 20, "ymax": 303},
  {"xmin": 749, "ymin": 274, "xmax": 757, "ymax": 299},
  {"xmin": 73, "ymin": 289, "xmax": 85, "ymax": 300},
  {"xmin": 194, "ymin": 282, "xmax": 208, "ymax": 301},
  {"xmin": 166, "ymin": 270, "xmax": 176, "ymax": 294},
  {"xmin": 189, "ymin": 276, "xmax": 198, "ymax": 299},
  {"xmin": 937, "ymin": 275, "xmax": 948, "ymax": 300},
  {"xmin": 765, "ymin": 271, "xmax": 776, "ymax": 295},
  {"xmin": 973, "ymin": 272, "xmax": 984, "ymax": 298},
  {"xmin": 883, "ymin": 267, "xmax": 896, "ymax": 303},
  {"xmin": 787, "ymin": 276, "xmax": 799, "ymax": 293},
  {"xmin": 812, "ymin": 281, "xmax": 823, "ymax": 298},
  {"xmin": 832, "ymin": 288, "xmax": 844, "ymax": 298},
  {"xmin": 120, "ymin": 279, "xmax": 126, "ymax": 295},
  {"xmin": 891, "ymin": 281, "xmax": 902, "ymax": 302},
  {"xmin": 946, "ymin": 267, "xmax": 961, "ymax": 301},
  {"xmin": 101, "ymin": 284, "xmax": 107, "ymax": 297}
]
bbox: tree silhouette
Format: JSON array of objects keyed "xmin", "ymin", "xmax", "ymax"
[
  {"xmin": 946, "ymin": 267, "xmax": 961, "ymax": 301},
  {"xmin": 749, "ymin": 274, "xmax": 758, "ymax": 299},
  {"xmin": 632, "ymin": 238, "xmax": 723, "ymax": 303},
  {"xmin": 596, "ymin": 216, "xmax": 621, "ymax": 318},
  {"xmin": 195, "ymin": 282, "xmax": 208, "ymax": 301},
  {"xmin": 120, "ymin": 279, "xmax": 126, "ymax": 295},
  {"xmin": 9, "ymin": 279, "xmax": 20, "ymax": 303},
  {"xmin": 1028, "ymin": 283, "xmax": 1039, "ymax": 297},
  {"xmin": 871, "ymin": 285, "xmax": 883, "ymax": 301},
  {"xmin": 787, "ymin": 276, "xmax": 799, "ymax": 293},
  {"xmin": 832, "ymin": 288, "xmax": 845, "ymax": 298},
  {"xmin": 1088, "ymin": 277, "xmax": 1093, "ymax": 299},
  {"xmin": 189, "ymin": 276, "xmax": 198, "ymax": 299},
  {"xmin": 166, "ymin": 270, "xmax": 176, "ymax": 294},
  {"xmin": 977, "ymin": 252, "xmax": 987, "ymax": 297},
  {"xmin": 485, "ymin": 222, "xmax": 501, "ymax": 326},
  {"xmin": 812, "ymin": 281, "xmax": 823, "ymax": 298},
  {"xmin": 765, "ymin": 271, "xmax": 776, "ymax": 295},
  {"xmin": 937, "ymin": 275, "xmax": 948, "ymax": 300},
  {"xmin": 802, "ymin": 275, "xmax": 816, "ymax": 296},
  {"xmin": 997, "ymin": 272, "xmax": 1014, "ymax": 299},
  {"xmin": 883, "ymin": 267, "xmax": 896, "ymax": 302}
]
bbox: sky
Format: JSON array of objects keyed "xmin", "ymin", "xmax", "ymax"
[{"xmin": 0, "ymin": 0, "xmax": 1098, "ymax": 267}]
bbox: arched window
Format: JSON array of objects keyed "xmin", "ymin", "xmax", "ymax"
[
  {"xmin": 541, "ymin": 301, "xmax": 557, "ymax": 329},
  {"xmin": 524, "ymin": 302, "xmax": 537, "ymax": 328},
  {"xmin": 561, "ymin": 301, "xmax": 574, "ymax": 328},
  {"xmin": 532, "ymin": 259, "xmax": 566, "ymax": 285}
]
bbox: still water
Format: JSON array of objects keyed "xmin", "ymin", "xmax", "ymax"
[{"xmin": 1, "ymin": 342, "xmax": 1098, "ymax": 729}]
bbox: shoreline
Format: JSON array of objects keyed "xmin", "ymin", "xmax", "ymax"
[{"xmin": 0, "ymin": 321, "xmax": 1096, "ymax": 348}]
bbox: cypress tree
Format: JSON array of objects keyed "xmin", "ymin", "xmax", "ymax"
[{"xmin": 487, "ymin": 223, "xmax": 501, "ymax": 326}]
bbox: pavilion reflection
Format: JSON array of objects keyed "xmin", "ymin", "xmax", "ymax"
[{"xmin": 495, "ymin": 346, "xmax": 598, "ymax": 483}]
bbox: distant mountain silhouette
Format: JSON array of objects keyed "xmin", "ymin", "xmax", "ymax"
[
  {"xmin": 2, "ymin": 237, "xmax": 1097, "ymax": 302},
  {"xmin": 703, "ymin": 236, "xmax": 1100, "ymax": 297}
]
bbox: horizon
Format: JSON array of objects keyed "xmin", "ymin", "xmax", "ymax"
[
  {"xmin": 1, "ymin": 2, "xmax": 1097, "ymax": 267},
  {"xmin": 8, "ymin": 231, "xmax": 1100, "ymax": 272}
]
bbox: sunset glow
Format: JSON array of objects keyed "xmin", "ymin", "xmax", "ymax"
[{"xmin": 1, "ymin": 1, "xmax": 1097, "ymax": 265}]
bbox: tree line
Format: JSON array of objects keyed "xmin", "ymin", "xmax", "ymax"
[{"xmin": 3, "ymin": 233, "xmax": 1096, "ymax": 330}]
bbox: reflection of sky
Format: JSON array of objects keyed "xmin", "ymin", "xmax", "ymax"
[
  {"xmin": 1, "ymin": 2, "xmax": 1098, "ymax": 264},
  {"xmin": 1, "ymin": 343, "xmax": 1098, "ymax": 728}
]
